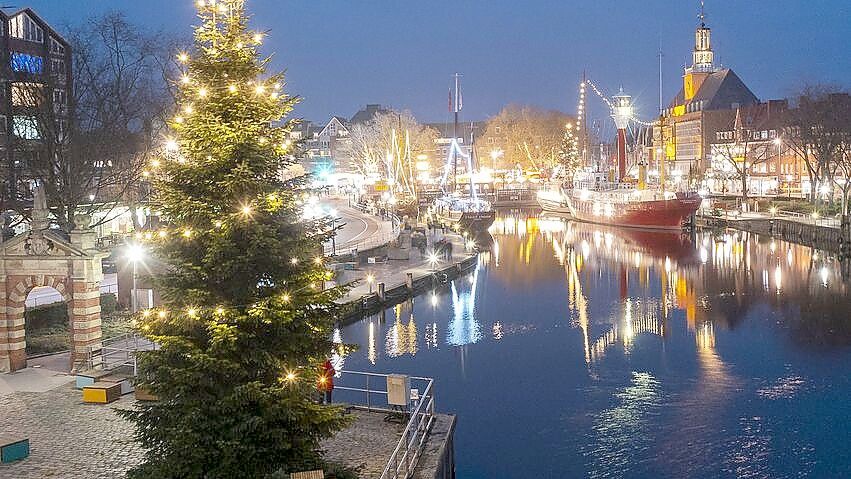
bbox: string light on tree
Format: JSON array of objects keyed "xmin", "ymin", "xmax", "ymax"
[{"xmin": 123, "ymin": 2, "xmax": 351, "ymax": 476}]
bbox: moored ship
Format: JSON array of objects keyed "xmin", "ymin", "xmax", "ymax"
[
  {"xmin": 539, "ymin": 84, "xmax": 701, "ymax": 230},
  {"xmin": 539, "ymin": 177, "xmax": 701, "ymax": 230},
  {"xmin": 428, "ymin": 73, "xmax": 495, "ymax": 231}
]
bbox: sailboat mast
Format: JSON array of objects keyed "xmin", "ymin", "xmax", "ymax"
[{"xmin": 453, "ymin": 73, "xmax": 461, "ymax": 193}]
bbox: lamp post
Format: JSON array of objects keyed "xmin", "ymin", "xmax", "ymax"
[
  {"xmin": 490, "ymin": 149, "xmax": 503, "ymax": 171},
  {"xmin": 366, "ymin": 274, "xmax": 375, "ymax": 293},
  {"xmin": 773, "ymin": 137, "xmax": 783, "ymax": 197},
  {"xmin": 126, "ymin": 243, "xmax": 145, "ymax": 313}
]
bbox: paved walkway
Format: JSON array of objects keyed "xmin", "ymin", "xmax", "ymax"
[
  {"xmin": 322, "ymin": 198, "xmax": 396, "ymax": 256},
  {"xmin": 0, "ymin": 370, "xmax": 438, "ymax": 479},
  {"xmin": 334, "ymin": 229, "xmax": 472, "ymax": 303}
]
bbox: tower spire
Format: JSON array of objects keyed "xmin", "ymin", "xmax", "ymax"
[{"xmin": 688, "ymin": 0, "xmax": 715, "ymax": 74}]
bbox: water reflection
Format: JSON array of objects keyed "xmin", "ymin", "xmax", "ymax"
[
  {"xmin": 447, "ymin": 263, "xmax": 482, "ymax": 346},
  {"xmin": 338, "ymin": 209, "xmax": 851, "ymax": 478}
]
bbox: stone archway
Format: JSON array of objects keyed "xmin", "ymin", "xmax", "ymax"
[{"xmin": 0, "ymin": 188, "xmax": 107, "ymax": 373}]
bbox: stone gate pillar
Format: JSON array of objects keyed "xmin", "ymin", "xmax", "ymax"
[
  {"xmin": 69, "ymin": 279, "xmax": 103, "ymax": 370},
  {"xmin": 0, "ymin": 277, "xmax": 28, "ymax": 372}
]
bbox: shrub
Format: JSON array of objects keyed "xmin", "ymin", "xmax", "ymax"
[{"xmin": 25, "ymin": 302, "xmax": 68, "ymax": 331}]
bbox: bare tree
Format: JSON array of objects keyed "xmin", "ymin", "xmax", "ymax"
[
  {"xmin": 710, "ymin": 108, "xmax": 773, "ymax": 201},
  {"xmin": 784, "ymin": 85, "xmax": 850, "ymax": 203},
  {"xmin": 478, "ymin": 105, "xmax": 573, "ymax": 172},
  {"xmin": 345, "ymin": 110, "xmax": 438, "ymax": 197},
  {"xmin": 10, "ymin": 13, "xmax": 176, "ymax": 232}
]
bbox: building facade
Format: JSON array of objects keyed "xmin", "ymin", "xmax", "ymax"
[
  {"xmin": 652, "ymin": 10, "xmax": 762, "ymax": 187},
  {"xmin": 294, "ymin": 104, "xmax": 390, "ymax": 178},
  {"xmin": 0, "ymin": 8, "xmax": 72, "ymax": 206}
]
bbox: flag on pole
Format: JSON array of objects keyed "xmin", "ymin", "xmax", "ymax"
[
  {"xmin": 458, "ymin": 90, "xmax": 463, "ymax": 112},
  {"xmin": 448, "ymin": 89, "xmax": 453, "ymax": 112}
]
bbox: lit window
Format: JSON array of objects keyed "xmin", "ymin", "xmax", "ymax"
[
  {"xmin": 10, "ymin": 52, "xmax": 43, "ymax": 74},
  {"xmin": 13, "ymin": 116, "xmax": 40, "ymax": 139},
  {"xmin": 11, "ymin": 82, "xmax": 44, "ymax": 107},
  {"xmin": 9, "ymin": 13, "xmax": 44, "ymax": 43},
  {"xmin": 52, "ymin": 88, "xmax": 66, "ymax": 105}
]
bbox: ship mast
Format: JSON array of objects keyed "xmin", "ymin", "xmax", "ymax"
[
  {"xmin": 658, "ymin": 45, "xmax": 666, "ymax": 194},
  {"xmin": 452, "ymin": 73, "xmax": 462, "ymax": 193}
]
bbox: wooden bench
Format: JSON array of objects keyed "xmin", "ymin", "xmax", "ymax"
[
  {"xmin": 290, "ymin": 471, "xmax": 324, "ymax": 479},
  {"xmin": 82, "ymin": 382, "xmax": 123, "ymax": 404},
  {"xmin": 0, "ymin": 437, "xmax": 29, "ymax": 463},
  {"xmin": 100, "ymin": 374, "xmax": 134, "ymax": 395},
  {"xmin": 75, "ymin": 369, "xmax": 112, "ymax": 389},
  {"xmin": 134, "ymin": 385, "xmax": 159, "ymax": 402}
]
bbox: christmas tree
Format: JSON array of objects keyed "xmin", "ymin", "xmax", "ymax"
[
  {"xmin": 559, "ymin": 122, "xmax": 581, "ymax": 181},
  {"xmin": 121, "ymin": 1, "xmax": 350, "ymax": 477}
]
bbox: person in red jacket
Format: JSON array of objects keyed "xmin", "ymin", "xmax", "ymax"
[{"xmin": 318, "ymin": 359, "xmax": 335, "ymax": 404}]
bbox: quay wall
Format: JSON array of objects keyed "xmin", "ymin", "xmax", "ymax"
[
  {"xmin": 338, "ymin": 254, "xmax": 479, "ymax": 323},
  {"xmin": 698, "ymin": 215, "xmax": 851, "ymax": 256},
  {"xmin": 413, "ymin": 414, "xmax": 457, "ymax": 479}
]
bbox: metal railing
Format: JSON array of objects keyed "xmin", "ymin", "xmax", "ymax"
[
  {"xmin": 326, "ymin": 214, "xmax": 402, "ymax": 256},
  {"xmin": 85, "ymin": 332, "xmax": 156, "ymax": 374},
  {"xmin": 334, "ymin": 371, "xmax": 436, "ymax": 479}
]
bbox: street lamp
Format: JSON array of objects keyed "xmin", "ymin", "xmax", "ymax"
[
  {"xmin": 427, "ymin": 251, "xmax": 439, "ymax": 272},
  {"xmin": 126, "ymin": 243, "xmax": 145, "ymax": 313},
  {"xmin": 366, "ymin": 273, "xmax": 375, "ymax": 293},
  {"xmin": 490, "ymin": 149, "xmax": 503, "ymax": 170}
]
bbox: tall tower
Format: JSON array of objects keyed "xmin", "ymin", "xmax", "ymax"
[
  {"xmin": 683, "ymin": 0, "xmax": 717, "ymax": 100},
  {"xmin": 612, "ymin": 89, "xmax": 633, "ymax": 182}
]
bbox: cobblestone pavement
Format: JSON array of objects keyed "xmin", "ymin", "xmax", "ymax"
[
  {"xmin": 0, "ymin": 384, "xmax": 142, "ymax": 479},
  {"xmin": 0, "ymin": 384, "xmax": 435, "ymax": 479},
  {"xmin": 323, "ymin": 409, "xmax": 405, "ymax": 478}
]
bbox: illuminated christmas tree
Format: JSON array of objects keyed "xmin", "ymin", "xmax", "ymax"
[
  {"xmin": 121, "ymin": 1, "xmax": 350, "ymax": 477},
  {"xmin": 559, "ymin": 122, "xmax": 581, "ymax": 181}
]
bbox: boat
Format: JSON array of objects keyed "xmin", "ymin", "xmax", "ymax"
[
  {"xmin": 430, "ymin": 194, "xmax": 496, "ymax": 230},
  {"xmin": 538, "ymin": 83, "xmax": 701, "ymax": 231},
  {"xmin": 428, "ymin": 73, "xmax": 495, "ymax": 232},
  {"xmin": 539, "ymin": 173, "xmax": 701, "ymax": 230}
]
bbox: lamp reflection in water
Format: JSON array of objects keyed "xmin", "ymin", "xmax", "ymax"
[
  {"xmin": 385, "ymin": 301, "xmax": 418, "ymax": 358},
  {"xmin": 331, "ymin": 327, "xmax": 345, "ymax": 377},
  {"xmin": 446, "ymin": 262, "xmax": 482, "ymax": 346},
  {"xmin": 368, "ymin": 321, "xmax": 377, "ymax": 365}
]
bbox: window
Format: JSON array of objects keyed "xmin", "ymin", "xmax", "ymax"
[
  {"xmin": 13, "ymin": 116, "xmax": 40, "ymax": 139},
  {"xmin": 50, "ymin": 37, "xmax": 65, "ymax": 55},
  {"xmin": 52, "ymin": 88, "xmax": 66, "ymax": 106},
  {"xmin": 10, "ymin": 13, "xmax": 44, "ymax": 43},
  {"xmin": 11, "ymin": 82, "xmax": 44, "ymax": 107},
  {"xmin": 56, "ymin": 119, "xmax": 68, "ymax": 141},
  {"xmin": 51, "ymin": 58, "xmax": 66, "ymax": 76},
  {"xmin": 10, "ymin": 52, "xmax": 44, "ymax": 74}
]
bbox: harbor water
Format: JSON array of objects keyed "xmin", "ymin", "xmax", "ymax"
[{"xmin": 337, "ymin": 210, "xmax": 851, "ymax": 478}]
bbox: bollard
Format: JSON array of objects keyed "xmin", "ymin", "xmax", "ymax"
[
  {"xmin": 406, "ymin": 272, "xmax": 414, "ymax": 291},
  {"xmin": 378, "ymin": 282, "xmax": 386, "ymax": 302}
]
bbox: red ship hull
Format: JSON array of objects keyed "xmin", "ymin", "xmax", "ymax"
[{"xmin": 540, "ymin": 191, "xmax": 702, "ymax": 231}]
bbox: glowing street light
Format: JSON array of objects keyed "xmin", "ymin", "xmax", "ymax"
[
  {"xmin": 126, "ymin": 243, "xmax": 146, "ymax": 313},
  {"xmin": 366, "ymin": 274, "xmax": 375, "ymax": 293},
  {"xmin": 427, "ymin": 251, "xmax": 439, "ymax": 272}
]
